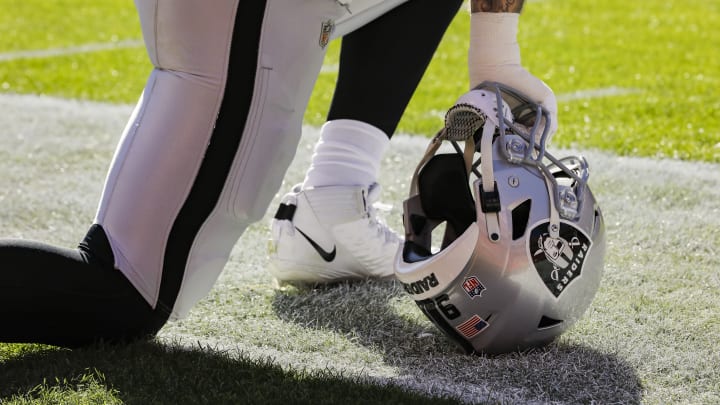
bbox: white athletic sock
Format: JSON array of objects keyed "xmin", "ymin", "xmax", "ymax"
[{"xmin": 302, "ymin": 119, "xmax": 389, "ymax": 189}]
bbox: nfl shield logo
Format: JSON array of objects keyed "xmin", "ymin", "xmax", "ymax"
[
  {"xmin": 319, "ymin": 20, "xmax": 335, "ymax": 49},
  {"xmin": 462, "ymin": 276, "xmax": 486, "ymax": 299}
]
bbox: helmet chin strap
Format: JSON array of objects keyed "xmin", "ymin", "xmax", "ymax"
[
  {"xmin": 543, "ymin": 172, "xmax": 562, "ymax": 239},
  {"xmin": 478, "ymin": 119, "xmax": 502, "ymax": 243}
]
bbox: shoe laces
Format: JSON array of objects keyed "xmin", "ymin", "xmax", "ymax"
[{"xmin": 365, "ymin": 183, "xmax": 402, "ymax": 245}]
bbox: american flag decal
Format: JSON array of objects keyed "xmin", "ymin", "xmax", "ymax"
[{"xmin": 456, "ymin": 315, "xmax": 489, "ymax": 339}]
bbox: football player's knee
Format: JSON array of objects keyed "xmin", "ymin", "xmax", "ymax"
[{"xmin": 137, "ymin": 1, "xmax": 237, "ymax": 81}]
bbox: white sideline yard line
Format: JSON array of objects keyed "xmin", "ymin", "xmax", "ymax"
[
  {"xmin": 425, "ymin": 86, "xmax": 642, "ymax": 120},
  {"xmin": 556, "ymin": 86, "xmax": 642, "ymax": 102},
  {"xmin": 0, "ymin": 40, "xmax": 638, "ymax": 106},
  {"xmin": 0, "ymin": 39, "xmax": 144, "ymax": 62},
  {"xmin": 320, "ymin": 63, "xmax": 339, "ymax": 74}
]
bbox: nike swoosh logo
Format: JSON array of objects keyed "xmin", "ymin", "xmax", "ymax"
[{"xmin": 296, "ymin": 227, "xmax": 336, "ymax": 262}]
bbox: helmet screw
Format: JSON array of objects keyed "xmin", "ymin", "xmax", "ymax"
[
  {"xmin": 508, "ymin": 176, "xmax": 519, "ymax": 188},
  {"xmin": 509, "ymin": 139, "xmax": 525, "ymax": 153},
  {"xmin": 490, "ymin": 233, "xmax": 500, "ymax": 241}
]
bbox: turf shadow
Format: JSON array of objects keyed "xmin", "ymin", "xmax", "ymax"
[
  {"xmin": 271, "ymin": 279, "xmax": 644, "ymax": 404},
  {"xmin": 0, "ymin": 340, "xmax": 461, "ymax": 405}
]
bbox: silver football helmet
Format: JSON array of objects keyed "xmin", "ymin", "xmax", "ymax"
[{"xmin": 395, "ymin": 82, "xmax": 605, "ymax": 355}]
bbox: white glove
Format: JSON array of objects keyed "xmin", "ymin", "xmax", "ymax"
[{"xmin": 467, "ymin": 12, "xmax": 558, "ymax": 141}]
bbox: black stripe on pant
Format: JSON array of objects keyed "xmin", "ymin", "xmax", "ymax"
[{"xmin": 0, "ymin": 0, "xmax": 268, "ymax": 348}]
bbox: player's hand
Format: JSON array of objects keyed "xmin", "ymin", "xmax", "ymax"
[
  {"xmin": 470, "ymin": 65, "xmax": 558, "ymax": 142},
  {"xmin": 467, "ymin": 12, "xmax": 558, "ymax": 142}
]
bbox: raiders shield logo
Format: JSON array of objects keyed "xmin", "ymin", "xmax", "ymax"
[{"xmin": 529, "ymin": 221, "xmax": 592, "ymax": 298}]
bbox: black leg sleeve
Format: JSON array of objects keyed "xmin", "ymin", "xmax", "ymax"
[
  {"xmin": 0, "ymin": 225, "xmax": 166, "ymax": 348},
  {"xmin": 327, "ymin": 0, "xmax": 464, "ymax": 137}
]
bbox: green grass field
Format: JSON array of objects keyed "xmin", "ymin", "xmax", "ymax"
[{"xmin": 1, "ymin": 0, "xmax": 719, "ymax": 404}]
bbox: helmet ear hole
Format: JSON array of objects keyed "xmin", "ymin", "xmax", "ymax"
[
  {"xmin": 592, "ymin": 209, "xmax": 603, "ymax": 237},
  {"xmin": 511, "ymin": 199, "xmax": 532, "ymax": 240},
  {"xmin": 538, "ymin": 316, "xmax": 564, "ymax": 330}
]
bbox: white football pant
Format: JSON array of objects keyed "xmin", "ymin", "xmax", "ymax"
[{"xmin": 94, "ymin": 0, "xmax": 407, "ymax": 319}]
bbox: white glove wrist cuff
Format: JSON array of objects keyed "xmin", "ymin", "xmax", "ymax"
[{"xmin": 469, "ymin": 12, "xmax": 521, "ymax": 87}]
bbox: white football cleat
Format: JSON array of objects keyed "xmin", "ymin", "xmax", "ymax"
[{"xmin": 267, "ymin": 183, "xmax": 401, "ymax": 284}]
